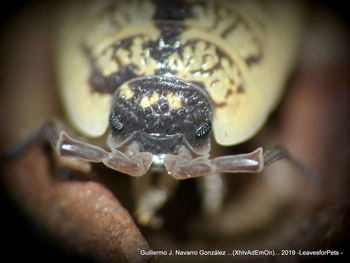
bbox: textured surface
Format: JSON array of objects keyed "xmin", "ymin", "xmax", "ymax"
[
  {"xmin": 1, "ymin": 146, "xmax": 153, "ymax": 263},
  {"xmin": 109, "ymin": 76, "xmax": 212, "ymax": 154},
  {"xmin": 1, "ymin": 1, "xmax": 350, "ymax": 263},
  {"xmin": 58, "ymin": 0, "xmax": 304, "ymax": 145},
  {"xmin": 0, "ymin": 3, "xmax": 153, "ymax": 262}
]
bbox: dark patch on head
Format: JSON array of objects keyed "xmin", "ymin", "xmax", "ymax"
[
  {"xmin": 84, "ymin": 44, "xmax": 139, "ymax": 94},
  {"xmin": 144, "ymin": 22, "xmax": 185, "ymax": 62},
  {"xmin": 153, "ymin": 0, "xmax": 193, "ymax": 21},
  {"xmin": 110, "ymin": 76, "xmax": 213, "ymax": 154},
  {"xmin": 89, "ymin": 65, "xmax": 138, "ymax": 94}
]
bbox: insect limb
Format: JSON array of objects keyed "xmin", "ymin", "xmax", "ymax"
[
  {"xmin": 0, "ymin": 121, "xmax": 91, "ymax": 173},
  {"xmin": 164, "ymin": 154, "xmax": 215, "ymax": 179},
  {"xmin": 103, "ymin": 151, "xmax": 153, "ymax": 177},
  {"xmin": 264, "ymin": 145, "xmax": 322, "ymax": 183},
  {"xmin": 164, "ymin": 148, "xmax": 264, "ymax": 180},
  {"xmin": 212, "ymin": 148, "xmax": 264, "ymax": 174},
  {"xmin": 55, "ymin": 134, "xmax": 152, "ymax": 177},
  {"xmin": 1, "ymin": 121, "xmax": 153, "ymax": 176},
  {"xmin": 132, "ymin": 171, "xmax": 178, "ymax": 228},
  {"xmin": 198, "ymin": 173, "xmax": 226, "ymax": 216},
  {"xmin": 263, "ymin": 145, "xmax": 288, "ymax": 166},
  {"xmin": 29, "ymin": 121, "xmax": 152, "ymax": 177}
]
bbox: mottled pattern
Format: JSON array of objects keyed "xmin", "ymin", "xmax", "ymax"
[
  {"xmin": 146, "ymin": 22, "xmax": 185, "ymax": 63},
  {"xmin": 109, "ymin": 76, "xmax": 212, "ymax": 154},
  {"xmin": 86, "ymin": 0, "xmax": 265, "ymax": 104},
  {"xmin": 166, "ymin": 37, "xmax": 242, "ymax": 106},
  {"xmin": 185, "ymin": 0, "xmax": 264, "ymax": 66},
  {"xmin": 60, "ymin": 0, "xmax": 302, "ymax": 144}
]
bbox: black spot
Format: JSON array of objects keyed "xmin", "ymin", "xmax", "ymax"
[
  {"xmin": 109, "ymin": 112, "xmax": 123, "ymax": 132},
  {"xmin": 160, "ymin": 101, "xmax": 169, "ymax": 112},
  {"xmin": 195, "ymin": 121, "xmax": 212, "ymax": 138},
  {"xmin": 153, "ymin": 0, "xmax": 193, "ymax": 21}
]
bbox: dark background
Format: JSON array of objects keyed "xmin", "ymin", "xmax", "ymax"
[{"xmin": 1, "ymin": 1, "xmax": 349, "ymax": 262}]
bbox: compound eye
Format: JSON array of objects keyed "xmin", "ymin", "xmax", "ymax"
[
  {"xmin": 109, "ymin": 112, "xmax": 123, "ymax": 132},
  {"xmin": 195, "ymin": 120, "xmax": 212, "ymax": 138}
]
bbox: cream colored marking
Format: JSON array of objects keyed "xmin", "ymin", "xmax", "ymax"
[
  {"xmin": 180, "ymin": 0, "xmax": 304, "ymax": 146},
  {"xmin": 119, "ymin": 84, "xmax": 134, "ymax": 100},
  {"xmin": 185, "ymin": 0, "xmax": 264, "ymax": 64},
  {"xmin": 85, "ymin": 0, "xmax": 156, "ymax": 51},
  {"xmin": 149, "ymin": 91, "xmax": 160, "ymax": 104},
  {"xmin": 59, "ymin": 0, "xmax": 304, "ymax": 145},
  {"xmin": 168, "ymin": 33, "xmax": 245, "ymax": 107},
  {"xmin": 139, "ymin": 91, "xmax": 160, "ymax": 108},
  {"xmin": 94, "ymin": 26, "xmax": 161, "ymax": 78},
  {"xmin": 166, "ymin": 92, "xmax": 182, "ymax": 109},
  {"xmin": 58, "ymin": 0, "xmax": 157, "ymax": 138},
  {"xmin": 98, "ymin": 48, "xmax": 118, "ymax": 76}
]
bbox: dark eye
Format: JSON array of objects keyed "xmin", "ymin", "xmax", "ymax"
[
  {"xmin": 195, "ymin": 120, "xmax": 212, "ymax": 138},
  {"xmin": 109, "ymin": 112, "xmax": 123, "ymax": 132}
]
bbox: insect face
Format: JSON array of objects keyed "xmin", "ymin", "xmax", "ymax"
[
  {"xmin": 107, "ymin": 76, "xmax": 213, "ymax": 158},
  {"xmin": 49, "ymin": 0, "xmax": 307, "ymax": 227}
]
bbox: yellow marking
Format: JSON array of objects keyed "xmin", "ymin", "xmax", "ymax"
[
  {"xmin": 182, "ymin": 0, "xmax": 304, "ymax": 146},
  {"xmin": 119, "ymin": 84, "xmax": 134, "ymax": 100},
  {"xmin": 140, "ymin": 96, "xmax": 150, "ymax": 108},
  {"xmin": 166, "ymin": 92, "xmax": 182, "ymax": 109},
  {"xmin": 168, "ymin": 35, "xmax": 244, "ymax": 107},
  {"xmin": 149, "ymin": 91, "xmax": 160, "ymax": 104},
  {"xmin": 94, "ymin": 25, "xmax": 161, "ymax": 79},
  {"xmin": 98, "ymin": 47, "xmax": 119, "ymax": 76},
  {"xmin": 139, "ymin": 91, "xmax": 159, "ymax": 108},
  {"xmin": 59, "ymin": 0, "xmax": 304, "ymax": 146}
]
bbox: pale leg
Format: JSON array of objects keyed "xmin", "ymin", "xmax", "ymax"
[
  {"xmin": 198, "ymin": 173, "xmax": 226, "ymax": 216},
  {"xmin": 132, "ymin": 171, "xmax": 178, "ymax": 227},
  {"xmin": 2, "ymin": 121, "xmax": 153, "ymax": 177}
]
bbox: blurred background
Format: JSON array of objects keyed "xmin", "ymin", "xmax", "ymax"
[{"xmin": 1, "ymin": 0, "xmax": 350, "ymax": 262}]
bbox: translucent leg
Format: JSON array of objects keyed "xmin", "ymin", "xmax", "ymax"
[
  {"xmin": 132, "ymin": 171, "xmax": 178, "ymax": 227},
  {"xmin": 264, "ymin": 145, "xmax": 321, "ymax": 183},
  {"xmin": 198, "ymin": 173, "xmax": 225, "ymax": 216},
  {"xmin": 164, "ymin": 148, "xmax": 263, "ymax": 179},
  {"xmin": 2, "ymin": 121, "xmax": 153, "ymax": 177}
]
